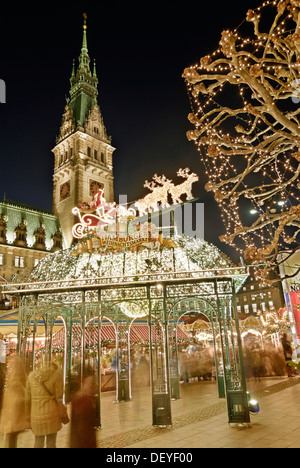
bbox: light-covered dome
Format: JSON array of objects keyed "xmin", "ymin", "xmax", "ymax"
[{"xmin": 26, "ymin": 235, "xmax": 235, "ymax": 285}]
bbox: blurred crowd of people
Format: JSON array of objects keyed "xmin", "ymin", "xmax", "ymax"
[
  {"xmin": 243, "ymin": 344, "xmax": 287, "ymax": 379},
  {"xmin": 178, "ymin": 346, "xmax": 215, "ymax": 383},
  {"xmin": 0, "ymin": 356, "xmax": 98, "ymax": 448},
  {"xmin": 176, "ymin": 337, "xmax": 296, "ymax": 383},
  {"xmin": 0, "ymin": 333, "xmax": 297, "ymax": 448}
]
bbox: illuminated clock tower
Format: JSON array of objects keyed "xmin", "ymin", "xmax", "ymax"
[{"xmin": 52, "ymin": 15, "xmax": 115, "ymax": 248}]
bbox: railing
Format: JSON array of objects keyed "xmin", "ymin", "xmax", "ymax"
[{"xmin": 2, "ymin": 266, "xmax": 249, "ymax": 295}]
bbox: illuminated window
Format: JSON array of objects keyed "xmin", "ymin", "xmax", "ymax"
[{"xmin": 15, "ymin": 256, "xmax": 24, "ymax": 268}]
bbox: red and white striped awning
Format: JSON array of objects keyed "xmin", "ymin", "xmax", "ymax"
[{"xmin": 51, "ymin": 322, "xmax": 189, "ymax": 348}]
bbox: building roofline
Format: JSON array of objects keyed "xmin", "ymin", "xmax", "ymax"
[{"xmin": 1, "ymin": 199, "xmax": 55, "ymax": 217}]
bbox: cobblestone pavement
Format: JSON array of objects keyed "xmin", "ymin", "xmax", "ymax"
[
  {"xmin": 97, "ymin": 399, "xmax": 228, "ymax": 448},
  {"xmin": 1, "ymin": 377, "xmax": 299, "ymax": 448},
  {"xmin": 98, "ymin": 377, "xmax": 300, "ymax": 448}
]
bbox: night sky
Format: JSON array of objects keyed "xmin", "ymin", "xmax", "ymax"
[{"xmin": 0, "ymin": 0, "xmax": 263, "ymax": 262}]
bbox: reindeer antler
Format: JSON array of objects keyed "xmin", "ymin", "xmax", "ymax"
[
  {"xmin": 152, "ymin": 174, "xmax": 172, "ymax": 185},
  {"xmin": 144, "ymin": 180, "xmax": 157, "ymax": 191},
  {"xmin": 177, "ymin": 168, "xmax": 190, "ymax": 178}
]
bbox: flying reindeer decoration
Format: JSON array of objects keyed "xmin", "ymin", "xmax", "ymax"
[{"xmin": 134, "ymin": 168, "xmax": 199, "ymax": 215}]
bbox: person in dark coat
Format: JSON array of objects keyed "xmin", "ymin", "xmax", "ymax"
[
  {"xmin": 281, "ymin": 333, "xmax": 294, "ymax": 377},
  {"xmin": 69, "ymin": 376, "xmax": 98, "ymax": 448}
]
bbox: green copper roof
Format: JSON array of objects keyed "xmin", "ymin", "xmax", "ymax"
[
  {"xmin": 0, "ymin": 201, "xmax": 64, "ymax": 251},
  {"xmin": 69, "ymin": 15, "xmax": 98, "ymax": 127}
]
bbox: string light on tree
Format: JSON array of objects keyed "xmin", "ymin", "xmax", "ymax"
[{"xmin": 183, "ymin": 0, "xmax": 300, "ymax": 284}]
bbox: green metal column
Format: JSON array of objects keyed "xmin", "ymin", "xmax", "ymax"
[
  {"xmin": 65, "ymin": 308, "xmax": 73, "ymax": 403},
  {"xmin": 96, "ymin": 290, "xmax": 102, "ymax": 427},
  {"xmin": 81, "ymin": 291, "xmax": 86, "ymax": 385},
  {"xmin": 210, "ymin": 308, "xmax": 225, "ymax": 399},
  {"xmin": 148, "ymin": 285, "xmax": 172, "ymax": 427},
  {"xmin": 116, "ymin": 312, "xmax": 130, "ymax": 402},
  {"xmin": 31, "ymin": 298, "xmax": 38, "ymax": 370},
  {"xmin": 169, "ymin": 307, "xmax": 180, "ymax": 400},
  {"xmin": 215, "ymin": 278, "xmax": 250, "ymax": 424},
  {"xmin": 228, "ymin": 281, "xmax": 250, "ymax": 424}
]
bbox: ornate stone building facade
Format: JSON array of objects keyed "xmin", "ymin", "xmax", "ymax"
[
  {"xmin": 52, "ymin": 17, "xmax": 115, "ymax": 248},
  {"xmin": 0, "ymin": 200, "xmax": 63, "ymax": 290}
]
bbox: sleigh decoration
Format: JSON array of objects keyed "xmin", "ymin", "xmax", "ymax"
[{"xmin": 71, "ymin": 168, "xmax": 198, "ymax": 255}]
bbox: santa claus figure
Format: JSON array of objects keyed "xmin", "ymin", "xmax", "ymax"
[{"xmin": 89, "ymin": 188, "xmax": 106, "ymax": 209}]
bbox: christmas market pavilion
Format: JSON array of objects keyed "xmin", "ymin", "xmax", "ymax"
[{"xmin": 3, "ymin": 233, "xmax": 251, "ymax": 427}]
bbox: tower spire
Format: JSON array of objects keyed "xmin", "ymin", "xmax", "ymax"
[
  {"xmin": 69, "ymin": 13, "xmax": 98, "ymax": 126},
  {"xmin": 78, "ymin": 13, "xmax": 90, "ymax": 72},
  {"xmin": 53, "ymin": 15, "xmax": 115, "ymax": 248}
]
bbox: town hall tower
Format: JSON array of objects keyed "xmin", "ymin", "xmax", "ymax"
[{"xmin": 52, "ymin": 16, "xmax": 115, "ymax": 248}]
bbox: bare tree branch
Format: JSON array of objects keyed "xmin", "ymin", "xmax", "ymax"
[{"xmin": 183, "ymin": 0, "xmax": 300, "ymax": 282}]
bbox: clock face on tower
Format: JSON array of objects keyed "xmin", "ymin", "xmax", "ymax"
[
  {"xmin": 60, "ymin": 180, "xmax": 71, "ymax": 201},
  {"xmin": 89, "ymin": 180, "xmax": 104, "ymax": 197}
]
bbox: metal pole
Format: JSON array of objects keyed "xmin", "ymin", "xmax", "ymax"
[
  {"xmin": 81, "ymin": 291, "xmax": 86, "ymax": 386},
  {"xmin": 231, "ymin": 280, "xmax": 249, "ymax": 399},
  {"xmin": 97, "ymin": 289, "xmax": 102, "ymax": 427}
]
